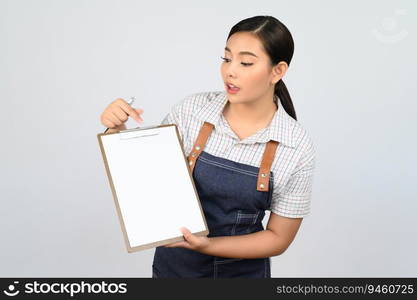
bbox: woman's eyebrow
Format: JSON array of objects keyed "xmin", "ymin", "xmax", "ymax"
[{"xmin": 225, "ymin": 47, "xmax": 258, "ymax": 58}]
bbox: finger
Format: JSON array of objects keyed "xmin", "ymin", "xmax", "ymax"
[
  {"xmin": 108, "ymin": 111, "xmax": 123, "ymax": 126},
  {"xmin": 119, "ymin": 101, "xmax": 143, "ymax": 123},
  {"xmin": 104, "ymin": 111, "xmax": 120, "ymax": 127},
  {"xmin": 102, "ymin": 117, "xmax": 115, "ymax": 128},
  {"xmin": 111, "ymin": 106, "xmax": 127, "ymax": 122},
  {"xmin": 165, "ymin": 241, "xmax": 188, "ymax": 248},
  {"xmin": 134, "ymin": 108, "xmax": 144, "ymax": 121},
  {"xmin": 180, "ymin": 227, "xmax": 198, "ymax": 244}
]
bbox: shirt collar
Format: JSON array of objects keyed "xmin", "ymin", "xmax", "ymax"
[{"xmin": 194, "ymin": 91, "xmax": 297, "ymax": 148}]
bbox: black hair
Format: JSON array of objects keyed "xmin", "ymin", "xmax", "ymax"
[{"xmin": 226, "ymin": 15, "xmax": 297, "ymax": 120}]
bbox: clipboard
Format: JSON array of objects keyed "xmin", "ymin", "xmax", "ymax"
[{"xmin": 97, "ymin": 124, "xmax": 209, "ymax": 253}]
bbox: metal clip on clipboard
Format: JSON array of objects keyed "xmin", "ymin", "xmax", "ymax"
[{"xmin": 119, "ymin": 125, "xmax": 161, "ymax": 140}]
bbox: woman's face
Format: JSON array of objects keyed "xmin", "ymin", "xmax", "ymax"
[{"xmin": 220, "ymin": 31, "xmax": 280, "ymax": 104}]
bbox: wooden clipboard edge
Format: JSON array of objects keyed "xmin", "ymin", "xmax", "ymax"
[
  {"xmin": 127, "ymin": 229, "xmax": 209, "ymax": 253},
  {"xmin": 96, "ymin": 123, "xmax": 210, "ymax": 253}
]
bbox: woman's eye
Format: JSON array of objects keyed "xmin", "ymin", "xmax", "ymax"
[
  {"xmin": 220, "ymin": 56, "xmax": 253, "ymax": 67},
  {"xmin": 220, "ymin": 56, "xmax": 231, "ymax": 63}
]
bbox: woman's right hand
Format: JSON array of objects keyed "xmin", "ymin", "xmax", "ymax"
[{"xmin": 100, "ymin": 98, "xmax": 144, "ymax": 129}]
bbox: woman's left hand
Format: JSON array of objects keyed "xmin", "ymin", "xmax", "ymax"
[{"xmin": 164, "ymin": 227, "xmax": 210, "ymax": 252}]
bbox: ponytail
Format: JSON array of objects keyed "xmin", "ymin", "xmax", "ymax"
[{"xmin": 274, "ymin": 79, "xmax": 297, "ymax": 121}]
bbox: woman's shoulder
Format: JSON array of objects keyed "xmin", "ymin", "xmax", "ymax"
[{"xmin": 288, "ymin": 118, "xmax": 316, "ymax": 163}]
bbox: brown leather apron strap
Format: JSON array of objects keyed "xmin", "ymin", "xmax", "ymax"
[
  {"xmin": 256, "ymin": 140, "xmax": 279, "ymax": 192},
  {"xmin": 187, "ymin": 121, "xmax": 278, "ymax": 192},
  {"xmin": 187, "ymin": 122, "xmax": 214, "ymax": 173}
]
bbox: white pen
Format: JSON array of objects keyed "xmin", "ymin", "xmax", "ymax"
[
  {"xmin": 103, "ymin": 96, "xmax": 136, "ymax": 133},
  {"xmin": 127, "ymin": 96, "xmax": 135, "ymax": 106}
]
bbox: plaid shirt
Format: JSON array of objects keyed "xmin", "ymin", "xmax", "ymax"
[{"xmin": 161, "ymin": 90, "xmax": 316, "ymax": 218}]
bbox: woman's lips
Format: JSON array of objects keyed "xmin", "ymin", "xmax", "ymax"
[
  {"xmin": 226, "ymin": 82, "xmax": 240, "ymax": 88},
  {"xmin": 225, "ymin": 83, "xmax": 240, "ymax": 93}
]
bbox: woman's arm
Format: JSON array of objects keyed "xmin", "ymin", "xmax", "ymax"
[
  {"xmin": 201, "ymin": 213, "xmax": 302, "ymax": 259},
  {"xmin": 165, "ymin": 213, "xmax": 302, "ymax": 259}
]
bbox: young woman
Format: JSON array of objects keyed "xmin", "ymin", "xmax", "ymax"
[{"xmin": 100, "ymin": 15, "xmax": 316, "ymax": 278}]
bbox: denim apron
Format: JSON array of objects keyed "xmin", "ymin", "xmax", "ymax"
[{"xmin": 152, "ymin": 121, "xmax": 279, "ymax": 278}]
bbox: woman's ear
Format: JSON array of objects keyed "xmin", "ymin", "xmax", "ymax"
[{"xmin": 271, "ymin": 61, "xmax": 289, "ymax": 84}]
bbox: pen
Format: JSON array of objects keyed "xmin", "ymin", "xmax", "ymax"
[{"xmin": 103, "ymin": 97, "xmax": 136, "ymax": 133}]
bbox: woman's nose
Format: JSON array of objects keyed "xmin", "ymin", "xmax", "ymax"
[{"xmin": 225, "ymin": 63, "xmax": 237, "ymax": 78}]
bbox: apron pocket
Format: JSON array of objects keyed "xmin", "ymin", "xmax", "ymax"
[{"xmin": 231, "ymin": 209, "xmax": 260, "ymax": 235}]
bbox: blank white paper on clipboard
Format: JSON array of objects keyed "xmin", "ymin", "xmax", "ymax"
[{"xmin": 97, "ymin": 124, "xmax": 209, "ymax": 253}]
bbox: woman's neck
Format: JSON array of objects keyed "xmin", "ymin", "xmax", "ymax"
[{"xmin": 222, "ymin": 94, "xmax": 278, "ymax": 128}]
